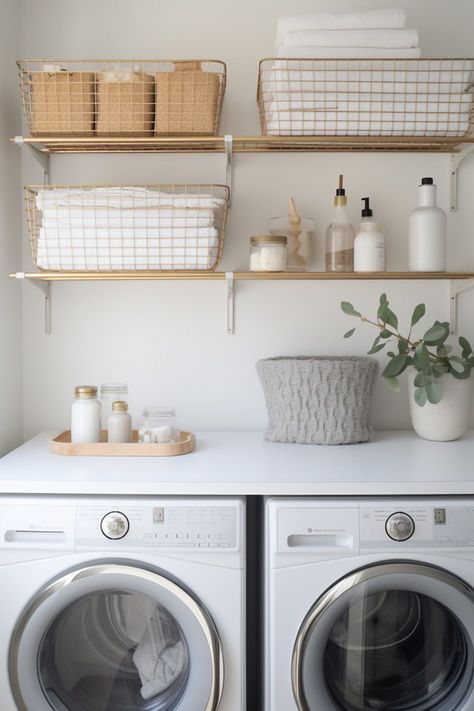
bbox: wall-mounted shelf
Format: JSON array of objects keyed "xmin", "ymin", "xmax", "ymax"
[{"xmin": 11, "ymin": 271, "xmax": 474, "ymax": 337}]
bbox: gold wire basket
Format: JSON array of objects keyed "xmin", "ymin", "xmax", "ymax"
[
  {"xmin": 17, "ymin": 59, "xmax": 227, "ymax": 137},
  {"xmin": 258, "ymin": 58, "xmax": 474, "ymax": 137},
  {"xmin": 25, "ymin": 184, "xmax": 229, "ymax": 272}
]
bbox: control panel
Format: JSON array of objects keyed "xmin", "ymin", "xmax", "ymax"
[{"xmin": 77, "ymin": 504, "xmax": 238, "ymax": 550}]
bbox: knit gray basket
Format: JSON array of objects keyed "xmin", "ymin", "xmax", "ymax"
[{"xmin": 257, "ymin": 356, "xmax": 378, "ymax": 445}]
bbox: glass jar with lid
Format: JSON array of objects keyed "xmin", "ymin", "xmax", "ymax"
[
  {"xmin": 100, "ymin": 383, "xmax": 129, "ymax": 429},
  {"xmin": 71, "ymin": 385, "xmax": 101, "ymax": 443},
  {"xmin": 249, "ymin": 235, "xmax": 287, "ymax": 272},
  {"xmin": 138, "ymin": 407, "xmax": 181, "ymax": 444}
]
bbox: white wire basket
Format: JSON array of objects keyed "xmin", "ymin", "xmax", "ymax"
[
  {"xmin": 258, "ymin": 58, "xmax": 474, "ymax": 137},
  {"xmin": 17, "ymin": 59, "xmax": 226, "ymax": 137},
  {"xmin": 25, "ymin": 184, "xmax": 229, "ymax": 272}
]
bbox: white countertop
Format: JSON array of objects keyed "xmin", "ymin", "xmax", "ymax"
[{"xmin": 0, "ymin": 431, "xmax": 473, "ymax": 496}]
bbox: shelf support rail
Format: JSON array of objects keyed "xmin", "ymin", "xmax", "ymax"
[
  {"xmin": 226, "ymin": 271, "xmax": 234, "ymax": 334},
  {"xmin": 225, "ymin": 135, "xmax": 233, "ymax": 206},
  {"xmin": 14, "ymin": 136, "xmax": 50, "ymax": 184},
  {"xmin": 449, "ymin": 278, "xmax": 474, "ymax": 334},
  {"xmin": 450, "ymin": 144, "xmax": 474, "ymax": 211},
  {"xmin": 14, "ymin": 272, "xmax": 52, "ymax": 335}
]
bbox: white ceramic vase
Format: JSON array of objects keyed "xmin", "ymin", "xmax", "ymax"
[{"xmin": 409, "ymin": 372, "xmax": 473, "ymax": 441}]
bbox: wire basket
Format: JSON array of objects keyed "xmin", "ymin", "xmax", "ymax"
[
  {"xmin": 25, "ymin": 184, "xmax": 229, "ymax": 272},
  {"xmin": 17, "ymin": 60, "xmax": 227, "ymax": 137},
  {"xmin": 258, "ymin": 58, "xmax": 474, "ymax": 137}
]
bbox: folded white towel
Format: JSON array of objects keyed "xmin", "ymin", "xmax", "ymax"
[
  {"xmin": 276, "ymin": 9, "xmax": 406, "ymax": 46},
  {"xmin": 265, "ymin": 114, "xmax": 470, "ymax": 136},
  {"xmin": 281, "ymin": 29, "xmax": 419, "ymax": 49},
  {"xmin": 266, "ymin": 93, "xmax": 472, "ymax": 113},
  {"xmin": 40, "ymin": 207, "xmax": 216, "ymax": 228},
  {"xmin": 36, "ymin": 187, "xmax": 225, "ymax": 210},
  {"xmin": 277, "ymin": 46, "xmax": 422, "ymax": 59}
]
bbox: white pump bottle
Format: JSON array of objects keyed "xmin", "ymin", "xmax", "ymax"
[{"xmin": 409, "ymin": 177, "xmax": 447, "ymax": 272}]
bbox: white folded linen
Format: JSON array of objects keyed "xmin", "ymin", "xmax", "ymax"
[
  {"xmin": 280, "ymin": 29, "xmax": 419, "ymax": 49},
  {"xmin": 36, "ymin": 187, "xmax": 225, "ymax": 210},
  {"xmin": 277, "ymin": 45, "xmax": 422, "ymax": 59},
  {"xmin": 265, "ymin": 115, "xmax": 471, "ymax": 136},
  {"xmin": 38, "ymin": 226, "xmax": 218, "ymax": 240},
  {"xmin": 276, "ymin": 9, "xmax": 406, "ymax": 46},
  {"xmin": 40, "ymin": 207, "xmax": 216, "ymax": 228},
  {"xmin": 261, "ymin": 60, "xmax": 473, "ymax": 95},
  {"xmin": 266, "ymin": 93, "xmax": 472, "ymax": 113}
]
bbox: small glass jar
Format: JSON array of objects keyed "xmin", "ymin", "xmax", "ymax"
[
  {"xmin": 108, "ymin": 400, "xmax": 132, "ymax": 443},
  {"xmin": 249, "ymin": 235, "xmax": 287, "ymax": 272},
  {"xmin": 100, "ymin": 383, "xmax": 129, "ymax": 429},
  {"xmin": 269, "ymin": 217, "xmax": 315, "ymax": 271},
  {"xmin": 71, "ymin": 385, "xmax": 101, "ymax": 443},
  {"xmin": 138, "ymin": 407, "xmax": 181, "ymax": 444}
]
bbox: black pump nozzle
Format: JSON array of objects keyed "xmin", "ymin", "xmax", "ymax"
[
  {"xmin": 336, "ymin": 174, "xmax": 346, "ymax": 196},
  {"xmin": 421, "ymin": 177, "xmax": 434, "ymax": 185},
  {"xmin": 361, "ymin": 197, "xmax": 373, "ymax": 217}
]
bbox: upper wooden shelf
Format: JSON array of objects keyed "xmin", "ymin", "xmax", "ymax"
[
  {"xmin": 11, "ymin": 135, "xmax": 474, "ymax": 153},
  {"xmin": 10, "ymin": 271, "xmax": 474, "ymax": 282}
]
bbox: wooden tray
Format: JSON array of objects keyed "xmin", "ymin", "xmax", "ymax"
[{"xmin": 49, "ymin": 430, "xmax": 196, "ymax": 457}]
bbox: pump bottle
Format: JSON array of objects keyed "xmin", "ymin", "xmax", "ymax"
[
  {"xmin": 354, "ymin": 197, "xmax": 386, "ymax": 272},
  {"xmin": 409, "ymin": 177, "xmax": 447, "ymax": 272},
  {"xmin": 325, "ymin": 175, "xmax": 355, "ymax": 272}
]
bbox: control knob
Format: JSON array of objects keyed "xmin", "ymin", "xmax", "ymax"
[
  {"xmin": 385, "ymin": 512, "xmax": 415, "ymax": 542},
  {"xmin": 101, "ymin": 511, "xmax": 129, "ymax": 540}
]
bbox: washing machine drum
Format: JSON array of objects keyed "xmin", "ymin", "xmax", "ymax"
[
  {"xmin": 38, "ymin": 590, "xmax": 189, "ymax": 711},
  {"xmin": 324, "ymin": 590, "xmax": 469, "ymax": 710}
]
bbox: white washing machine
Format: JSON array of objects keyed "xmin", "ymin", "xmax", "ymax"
[
  {"xmin": 265, "ymin": 497, "xmax": 474, "ymax": 711},
  {"xmin": 0, "ymin": 495, "xmax": 245, "ymax": 711}
]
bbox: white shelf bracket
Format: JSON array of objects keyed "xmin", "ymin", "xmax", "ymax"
[
  {"xmin": 450, "ymin": 144, "xmax": 474, "ymax": 211},
  {"xmin": 224, "ymin": 134, "xmax": 233, "ymax": 206},
  {"xmin": 226, "ymin": 271, "xmax": 234, "ymax": 334},
  {"xmin": 14, "ymin": 272, "xmax": 52, "ymax": 335},
  {"xmin": 449, "ymin": 278, "xmax": 474, "ymax": 334},
  {"xmin": 14, "ymin": 136, "xmax": 50, "ymax": 184}
]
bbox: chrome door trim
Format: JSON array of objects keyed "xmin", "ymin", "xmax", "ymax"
[
  {"xmin": 291, "ymin": 560, "xmax": 474, "ymax": 711},
  {"xmin": 9, "ymin": 562, "xmax": 224, "ymax": 711}
]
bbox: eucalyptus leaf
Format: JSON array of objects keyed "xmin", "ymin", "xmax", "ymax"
[
  {"xmin": 344, "ymin": 328, "xmax": 356, "ymax": 338},
  {"xmin": 384, "ymin": 307, "xmax": 398, "ymax": 330},
  {"xmin": 459, "ymin": 336, "xmax": 473, "ymax": 357},
  {"xmin": 411, "ymin": 303, "xmax": 426, "ymax": 327},
  {"xmin": 414, "ymin": 387, "xmax": 427, "ymax": 407},
  {"xmin": 380, "ymin": 329, "xmax": 392, "ymax": 339},
  {"xmin": 426, "ymin": 382, "xmax": 442, "ymax": 404},
  {"xmin": 382, "ymin": 353, "xmax": 408, "ymax": 377},
  {"xmin": 423, "ymin": 322, "xmax": 449, "ymax": 346},
  {"xmin": 341, "ymin": 301, "xmax": 360, "ymax": 317},
  {"xmin": 385, "ymin": 376, "xmax": 401, "ymax": 392},
  {"xmin": 414, "ymin": 371, "xmax": 426, "ymax": 387}
]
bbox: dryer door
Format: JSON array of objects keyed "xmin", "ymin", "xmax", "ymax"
[
  {"xmin": 9, "ymin": 561, "xmax": 223, "ymax": 711},
  {"xmin": 292, "ymin": 561, "xmax": 474, "ymax": 711}
]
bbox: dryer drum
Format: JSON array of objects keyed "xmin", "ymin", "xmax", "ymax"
[{"xmin": 323, "ymin": 590, "xmax": 469, "ymax": 710}]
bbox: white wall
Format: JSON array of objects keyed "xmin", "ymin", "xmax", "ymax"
[
  {"xmin": 18, "ymin": 0, "xmax": 474, "ymax": 437},
  {"xmin": 0, "ymin": 0, "xmax": 22, "ymax": 454}
]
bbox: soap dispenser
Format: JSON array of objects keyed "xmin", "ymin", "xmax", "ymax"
[
  {"xmin": 325, "ymin": 174, "xmax": 355, "ymax": 272},
  {"xmin": 354, "ymin": 197, "xmax": 386, "ymax": 272},
  {"xmin": 409, "ymin": 177, "xmax": 447, "ymax": 272}
]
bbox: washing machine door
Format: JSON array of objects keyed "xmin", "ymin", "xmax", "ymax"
[
  {"xmin": 9, "ymin": 561, "xmax": 223, "ymax": 711},
  {"xmin": 292, "ymin": 561, "xmax": 474, "ymax": 711}
]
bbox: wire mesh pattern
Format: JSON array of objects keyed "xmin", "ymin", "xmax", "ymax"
[
  {"xmin": 25, "ymin": 184, "xmax": 229, "ymax": 272},
  {"xmin": 18, "ymin": 60, "xmax": 226, "ymax": 137},
  {"xmin": 258, "ymin": 58, "xmax": 474, "ymax": 137}
]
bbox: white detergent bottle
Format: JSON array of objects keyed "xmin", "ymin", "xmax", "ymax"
[
  {"xmin": 354, "ymin": 197, "xmax": 385, "ymax": 272},
  {"xmin": 409, "ymin": 177, "xmax": 447, "ymax": 272}
]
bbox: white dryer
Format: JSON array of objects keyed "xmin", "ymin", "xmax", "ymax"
[
  {"xmin": 265, "ymin": 497, "xmax": 474, "ymax": 711},
  {"xmin": 0, "ymin": 495, "xmax": 245, "ymax": 711}
]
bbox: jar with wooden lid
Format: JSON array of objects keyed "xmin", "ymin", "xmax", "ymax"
[
  {"xmin": 249, "ymin": 235, "xmax": 287, "ymax": 272},
  {"xmin": 108, "ymin": 400, "xmax": 132, "ymax": 443},
  {"xmin": 71, "ymin": 385, "xmax": 101, "ymax": 443}
]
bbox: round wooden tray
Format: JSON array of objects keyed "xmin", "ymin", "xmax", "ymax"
[{"xmin": 49, "ymin": 430, "xmax": 196, "ymax": 457}]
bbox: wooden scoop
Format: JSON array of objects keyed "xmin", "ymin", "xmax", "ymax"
[{"xmin": 287, "ymin": 197, "xmax": 305, "ymax": 268}]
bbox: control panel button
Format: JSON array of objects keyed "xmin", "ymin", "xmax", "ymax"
[
  {"xmin": 385, "ymin": 512, "xmax": 415, "ymax": 542},
  {"xmin": 100, "ymin": 511, "xmax": 130, "ymax": 540}
]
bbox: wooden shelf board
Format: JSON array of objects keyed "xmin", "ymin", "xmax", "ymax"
[
  {"xmin": 12, "ymin": 135, "xmax": 474, "ymax": 154},
  {"xmin": 10, "ymin": 271, "xmax": 474, "ymax": 282}
]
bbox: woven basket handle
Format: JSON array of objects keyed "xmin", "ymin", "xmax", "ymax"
[{"xmin": 175, "ymin": 61, "xmax": 202, "ymax": 71}]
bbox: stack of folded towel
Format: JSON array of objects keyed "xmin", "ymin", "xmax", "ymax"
[
  {"xmin": 34, "ymin": 186, "xmax": 226, "ymax": 271},
  {"xmin": 262, "ymin": 8, "xmax": 474, "ymax": 137},
  {"xmin": 276, "ymin": 8, "xmax": 421, "ymax": 58}
]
